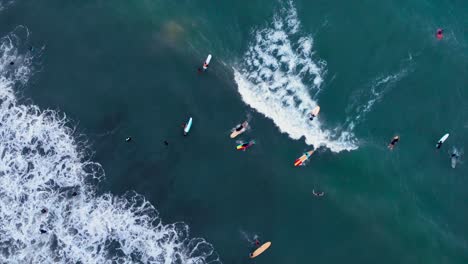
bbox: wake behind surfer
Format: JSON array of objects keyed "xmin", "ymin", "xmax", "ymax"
[
  {"xmin": 312, "ymin": 190, "xmax": 324, "ymax": 197},
  {"xmin": 388, "ymin": 136, "xmax": 400, "ymax": 150}
]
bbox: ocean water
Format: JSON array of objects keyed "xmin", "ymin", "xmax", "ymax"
[{"xmin": 0, "ymin": 0, "xmax": 467, "ymax": 263}]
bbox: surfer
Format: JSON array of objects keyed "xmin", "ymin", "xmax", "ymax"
[
  {"xmin": 125, "ymin": 137, "xmax": 132, "ymax": 142},
  {"xmin": 436, "ymin": 29, "xmax": 443, "ymax": 40},
  {"xmin": 72, "ymin": 191, "xmax": 78, "ymax": 197},
  {"xmin": 309, "ymin": 113, "xmax": 316, "ymax": 121},
  {"xmin": 255, "ymin": 239, "xmax": 260, "ymax": 246},
  {"xmin": 41, "ymin": 208, "xmax": 47, "ymax": 214},
  {"xmin": 387, "ymin": 136, "xmax": 400, "ymax": 150},
  {"xmin": 164, "ymin": 140, "xmax": 169, "ymax": 146},
  {"xmin": 312, "ymin": 190, "xmax": 324, "ymax": 197},
  {"xmin": 235, "ymin": 124, "xmax": 244, "ymax": 131},
  {"xmin": 39, "ymin": 229, "xmax": 47, "ymax": 234},
  {"xmin": 237, "ymin": 141, "xmax": 254, "ymax": 151},
  {"xmin": 9, "ymin": 61, "xmax": 14, "ymax": 65}
]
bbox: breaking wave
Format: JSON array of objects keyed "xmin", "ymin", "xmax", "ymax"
[
  {"xmin": 233, "ymin": 1, "xmax": 357, "ymax": 153},
  {"xmin": 0, "ymin": 28, "xmax": 219, "ymax": 263}
]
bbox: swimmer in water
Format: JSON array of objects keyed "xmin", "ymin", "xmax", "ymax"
[
  {"xmin": 41, "ymin": 208, "xmax": 47, "ymax": 214},
  {"xmin": 72, "ymin": 191, "xmax": 78, "ymax": 197},
  {"xmin": 436, "ymin": 29, "xmax": 443, "ymax": 40},
  {"xmin": 388, "ymin": 136, "xmax": 400, "ymax": 150},
  {"xmin": 164, "ymin": 140, "xmax": 169, "ymax": 146},
  {"xmin": 312, "ymin": 190, "xmax": 324, "ymax": 197}
]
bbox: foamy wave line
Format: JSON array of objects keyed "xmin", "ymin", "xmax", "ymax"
[
  {"xmin": 234, "ymin": 1, "xmax": 357, "ymax": 152},
  {"xmin": 345, "ymin": 66, "xmax": 410, "ymax": 130},
  {"xmin": 0, "ymin": 29, "xmax": 219, "ymax": 263}
]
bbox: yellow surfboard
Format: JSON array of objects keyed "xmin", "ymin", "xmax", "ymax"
[{"xmin": 250, "ymin": 241, "xmax": 271, "ymax": 258}]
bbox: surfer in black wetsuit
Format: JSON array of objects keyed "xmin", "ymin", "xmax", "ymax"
[
  {"xmin": 388, "ymin": 136, "xmax": 400, "ymax": 150},
  {"xmin": 436, "ymin": 141, "xmax": 443, "ymax": 149},
  {"xmin": 41, "ymin": 208, "xmax": 47, "ymax": 214},
  {"xmin": 309, "ymin": 114, "xmax": 316, "ymax": 121},
  {"xmin": 125, "ymin": 137, "xmax": 132, "ymax": 142}
]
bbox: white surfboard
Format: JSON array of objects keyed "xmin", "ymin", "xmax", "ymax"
[
  {"xmin": 184, "ymin": 117, "xmax": 192, "ymax": 136},
  {"xmin": 203, "ymin": 54, "xmax": 212, "ymax": 70},
  {"xmin": 436, "ymin": 133, "xmax": 449, "ymax": 148}
]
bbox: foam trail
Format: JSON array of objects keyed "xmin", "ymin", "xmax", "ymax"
[
  {"xmin": 345, "ymin": 66, "xmax": 410, "ymax": 130},
  {"xmin": 233, "ymin": 1, "xmax": 357, "ymax": 152},
  {"xmin": 0, "ymin": 29, "xmax": 220, "ymax": 263}
]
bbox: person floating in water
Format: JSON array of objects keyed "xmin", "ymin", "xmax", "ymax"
[
  {"xmin": 125, "ymin": 137, "xmax": 132, "ymax": 142},
  {"xmin": 255, "ymin": 239, "xmax": 260, "ymax": 246},
  {"xmin": 388, "ymin": 136, "xmax": 400, "ymax": 150},
  {"xmin": 312, "ymin": 190, "xmax": 324, "ymax": 197},
  {"xmin": 9, "ymin": 61, "xmax": 14, "ymax": 65},
  {"xmin": 41, "ymin": 208, "xmax": 47, "ymax": 214},
  {"xmin": 164, "ymin": 140, "xmax": 169, "ymax": 146},
  {"xmin": 436, "ymin": 29, "xmax": 443, "ymax": 40},
  {"xmin": 39, "ymin": 229, "xmax": 47, "ymax": 234},
  {"xmin": 72, "ymin": 191, "xmax": 78, "ymax": 197}
]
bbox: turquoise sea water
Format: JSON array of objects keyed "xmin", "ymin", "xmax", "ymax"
[{"xmin": 0, "ymin": 0, "xmax": 467, "ymax": 263}]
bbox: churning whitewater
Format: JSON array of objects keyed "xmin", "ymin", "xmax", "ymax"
[
  {"xmin": 233, "ymin": 1, "xmax": 357, "ymax": 153},
  {"xmin": 0, "ymin": 29, "xmax": 219, "ymax": 263}
]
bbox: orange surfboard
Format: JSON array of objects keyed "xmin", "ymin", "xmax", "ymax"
[
  {"xmin": 250, "ymin": 241, "xmax": 271, "ymax": 258},
  {"xmin": 294, "ymin": 150, "xmax": 314, "ymax": 166}
]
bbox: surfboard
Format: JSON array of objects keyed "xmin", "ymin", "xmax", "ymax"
[
  {"xmin": 311, "ymin": 106, "xmax": 320, "ymax": 116},
  {"xmin": 230, "ymin": 121, "xmax": 248, "ymax": 138},
  {"xmin": 294, "ymin": 150, "xmax": 314, "ymax": 166},
  {"xmin": 451, "ymin": 155, "xmax": 457, "ymax": 169},
  {"xmin": 203, "ymin": 54, "xmax": 212, "ymax": 70},
  {"xmin": 436, "ymin": 133, "xmax": 449, "ymax": 148},
  {"xmin": 250, "ymin": 241, "xmax": 271, "ymax": 258},
  {"xmin": 184, "ymin": 117, "xmax": 192, "ymax": 136},
  {"xmin": 438, "ymin": 133, "xmax": 449, "ymax": 143}
]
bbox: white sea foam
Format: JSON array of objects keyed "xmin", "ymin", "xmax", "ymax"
[
  {"xmin": 0, "ymin": 29, "xmax": 219, "ymax": 263},
  {"xmin": 233, "ymin": 1, "xmax": 357, "ymax": 153},
  {"xmin": 345, "ymin": 67, "xmax": 410, "ymax": 130}
]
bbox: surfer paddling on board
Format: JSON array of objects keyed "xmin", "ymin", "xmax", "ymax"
[
  {"xmin": 436, "ymin": 134, "xmax": 449, "ymax": 149},
  {"xmin": 387, "ymin": 136, "xmax": 400, "ymax": 150},
  {"xmin": 436, "ymin": 29, "xmax": 443, "ymax": 40},
  {"xmin": 198, "ymin": 54, "xmax": 212, "ymax": 72},
  {"xmin": 309, "ymin": 106, "xmax": 320, "ymax": 121}
]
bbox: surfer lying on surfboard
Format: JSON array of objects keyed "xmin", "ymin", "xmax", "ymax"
[
  {"xmin": 387, "ymin": 136, "xmax": 400, "ymax": 150},
  {"xmin": 294, "ymin": 150, "xmax": 314, "ymax": 166},
  {"xmin": 236, "ymin": 141, "xmax": 254, "ymax": 151},
  {"xmin": 309, "ymin": 106, "xmax": 320, "ymax": 121},
  {"xmin": 230, "ymin": 121, "xmax": 248, "ymax": 138},
  {"xmin": 198, "ymin": 54, "xmax": 212, "ymax": 72},
  {"xmin": 436, "ymin": 133, "xmax": 449, "ymax": 149}
]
